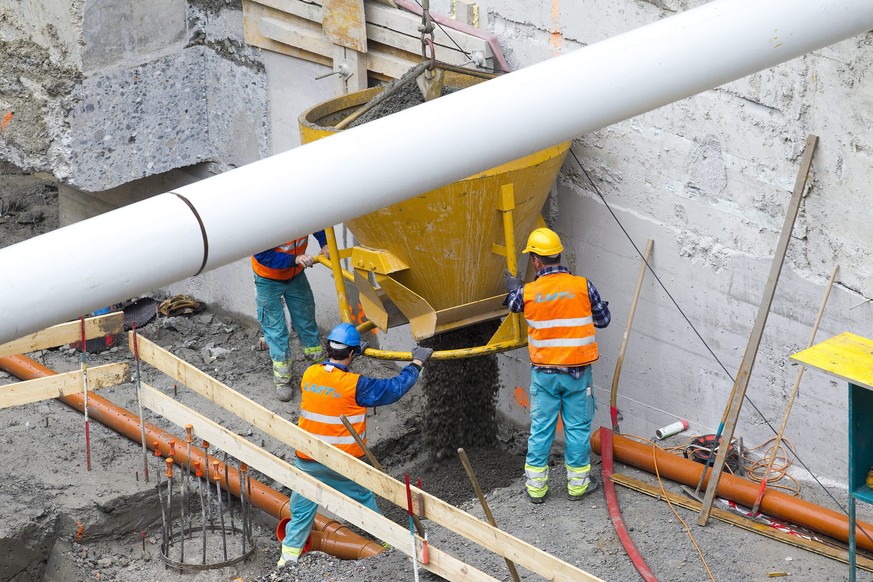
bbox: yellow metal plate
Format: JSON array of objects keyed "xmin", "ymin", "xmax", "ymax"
[{"xmin": 790, "ymin": 332, "xmax": 873, "ymax": 390}]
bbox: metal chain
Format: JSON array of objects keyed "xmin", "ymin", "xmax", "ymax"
[{"xmin": 419, "ymin": 0, "xmax": 436, "ymax": 75}]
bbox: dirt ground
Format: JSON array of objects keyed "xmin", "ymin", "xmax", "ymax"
[{"xmin": 2, "ymin": 172, "xmax": 873, "ymax": 582}]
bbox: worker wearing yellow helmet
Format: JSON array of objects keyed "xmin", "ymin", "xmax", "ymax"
[{"xmin": 505, "ymin": 227, "xmax": 610, "ymax": 504}]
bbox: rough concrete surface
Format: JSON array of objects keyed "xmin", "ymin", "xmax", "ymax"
[{"xmin": 2, "ymin": 173, "xmax": 873, "ymax": 581}]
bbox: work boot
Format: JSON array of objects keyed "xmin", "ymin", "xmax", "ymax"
[
  {"xmin": 273, "ymin": 359, "xmax": 293, "ymax": 401},
  {"xmin": 303, "ymin": 346, "xmax": 325, "ymax": 363},
  {"xmin": 568, "ymin": 476, "xmax": 599, "ymax": 501},
  {"xmin": 275, "ymin": 383, "xmax": 294, "ymax": 402},
  {"xmin": 277, "ymin": 544, "xmax": 302, "ymax": 568},
  {"xmin": 527, "ymin": 489, "xmax": 546, "ymax": 504}
]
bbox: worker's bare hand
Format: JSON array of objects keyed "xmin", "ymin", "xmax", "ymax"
[
  {"xmin": 295, "ymin": 253, "xmax": 314, "ymax": 268},
  {"xmin": 321, "ymin": 244, "xmax": 330, "ymax": 260}
]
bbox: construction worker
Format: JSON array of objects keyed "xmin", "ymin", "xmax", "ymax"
[
  {"xmin": 252, "ymin": 232, "xmax": 329, "ymax": 402},
  {"xmin": 505, "ymin": 227, "xmax": 610, "ymax": 503},
  {"xmin": 277, "ymin": 322, "xmax": 433, "ymax": 567}
]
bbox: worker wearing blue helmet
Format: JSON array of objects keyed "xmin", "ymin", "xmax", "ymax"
[{"xmin": 277, "ymin": 322, "xmax": 434, "ymax": 568}]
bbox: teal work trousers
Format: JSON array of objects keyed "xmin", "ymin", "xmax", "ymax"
[
  {"xmin": 525, "ymin": 366, "xmax": 596, "ymax": 469},
  {"xmin": 255, "ymin": 273, "xmax": 320, "ymax": 362}
]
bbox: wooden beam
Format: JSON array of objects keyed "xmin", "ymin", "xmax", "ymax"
[
  {"xmin": 612, "ymin": 472, "xmax": 873, "ymax": 573},
  {"xmin": 698, "ymin": 134, "xmax": 819, "ymax": 525},
  {"xmin": 244, "ymin": 0, "xmax": 493, "ymax": 75},
  {"xmin": 140, "ymin": 383, "xmax": 499, "ymax": 582},
  {"xmin": 0, "ymin": 363, "xmax": 129, "ymax": 409},
  {"xmin": 132, "ymin": 333, "xmax": 603, "ymax": 581},
  {"xmin": 0, "ymin": 312, "xmax": 124, "ymax": 359}
]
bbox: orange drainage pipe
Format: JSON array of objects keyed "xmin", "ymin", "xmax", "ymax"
[
  {"xmin": 591, "ymin": 428, "xmax": 873, "ymax": 552},
  {"xmin": 0, "ymin": 354, "xmax": 382, "ymax": 560}
]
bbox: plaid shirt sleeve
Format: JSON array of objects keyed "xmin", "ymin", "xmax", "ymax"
[
  {"xmin": 588, "ymin": 280, "xmax": 610, "ymax": 328},
  {"xmin": 506, "ymin": 286, "xmax": 525, "ymax": 313}
]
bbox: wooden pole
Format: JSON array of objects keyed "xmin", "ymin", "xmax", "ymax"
[
  {"xmin": 697, "ymin": 134, "xmax": 819, "ymax": 525},
  {"xmin": 751, "ymin": 262, "xmax": 838, "ymax": 514},
  {"xmin": 339, "ymin": 414, "xmax": 426, "ymax": 538},
  {"xmin": 610, "ymin": 239, "xmax": 654, "ymax": 433},
  {"xmin": 458, "ymin": 448, "xmax": 522, "ymax": 582}
]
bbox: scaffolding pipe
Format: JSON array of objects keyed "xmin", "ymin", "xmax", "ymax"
[
  {"xmin": 0, "ymin": 354, "xmax": 383, "ymax": 560},
  {"xmin": 1, "ymin": 0, "xmax": 872, "ymax": 344},
  {"xmin": 590, "ymin": 429, "xmax": 873, "ymax": 552}
]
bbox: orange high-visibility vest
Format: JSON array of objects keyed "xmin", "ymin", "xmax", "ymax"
[
  {"xmin": 296, "ymin": 363, "xmax": 365, "ymax": 460},
  {"xmin": 251, "ymin": 237, "xmax": 309, "ymax": 281},
  {"xmin": 522, "ymin": 272, "xmax": 598, "ymax": 366}
]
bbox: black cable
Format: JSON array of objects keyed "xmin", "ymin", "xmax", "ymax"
[{"xmin": 569, "ymin": 147, "xmax": 873, "ymax": 544}]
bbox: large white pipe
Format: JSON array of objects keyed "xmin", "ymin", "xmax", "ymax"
[{"xmin": 1, "ymin": 0, "xmax": 871, "ymax": 343}]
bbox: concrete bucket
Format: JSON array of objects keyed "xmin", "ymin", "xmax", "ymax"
[{"xmin": 300, "ymin": 66, "xmax": 570, "ymax": 353}]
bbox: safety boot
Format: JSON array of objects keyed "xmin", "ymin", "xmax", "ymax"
[
  {"xmin": 272, "ymin": 359, "xmax": 294, "ymax": 402},
  {"xmin": 303, "ymin": 345, "xmax": 325, "ymax": 363}
]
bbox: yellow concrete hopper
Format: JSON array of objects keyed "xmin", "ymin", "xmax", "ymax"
[{"xmin": 300, "ymin": 67, "xmax": 570, "ymax": 353}]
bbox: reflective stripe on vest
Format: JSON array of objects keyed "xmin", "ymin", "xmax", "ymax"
[
  {"xmin": 251, "ymin": 237, "xmax": 308, "ymax": 281},
  {"xmin": 523, "ymin": 272, "xmax": 599, "ymax": 366},
  {"xmin": 297, "ymin": 363, "xmax": 366, "ymax": 460}
]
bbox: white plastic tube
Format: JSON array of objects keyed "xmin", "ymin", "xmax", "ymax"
[
  {"xmin": 2, "ymin": 0, "xmax": 872, "ymax": 343},
  {"xmin": 656, "ymin": 420, "xmax": 690, "ymax": 440}
]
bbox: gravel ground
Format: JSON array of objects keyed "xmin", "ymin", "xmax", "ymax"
[{"xmin": 3, "ymin": 173, "xmax": 873, "ymax": 582}]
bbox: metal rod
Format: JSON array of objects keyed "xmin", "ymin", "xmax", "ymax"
[
  {"xmin": 154, "ymin": 445, "xmax": 169, "ymax": 554},
  {"xmin": 79, "ymin": 317, "xmax": 92, "ymax": 472},
  {"xmin": 165, "ymin": 458, "xmax": 175, "ymax": 548},
  {"xmin": 212, "ymin": 460, "xmax": 228, "ymax": 560},
  {"xmin": 457, "ymin": 448, "xmax": 521, "ymax": 582},
  {"xmin": 202, "ymin": 441, "xmax": 213, "ymax": 527},
  {"xmin": 185, "ymin": 424, "xmax": 193, "ymax": 536},
  {"xmin": 194, "ymin": 461, "xmax": 207, "ymax": 565},
  {"xmin": 238, "ymin": 461, "xmax": 247, "ymax": 555},
  {"xmin": 223, "ymin": 452, "xmax": 235, "ymax": 531},
  {"xmin": 131, "ymin": 324, "xmax": 149, "ymax": 482}
]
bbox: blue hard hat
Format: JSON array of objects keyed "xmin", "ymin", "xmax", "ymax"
[{"xmin": 327, "ymin": 322, "xmax": 361, "ymax": 350}]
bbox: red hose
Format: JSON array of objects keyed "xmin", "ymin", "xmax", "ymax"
[{"xmin": 600, "ymin": 427, "xmax": 659, "ymax": 581}]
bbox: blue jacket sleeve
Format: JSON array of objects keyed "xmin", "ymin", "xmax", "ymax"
[
  {"xmin": 313, "ymin": 230, "xmax": 327, "ymax": 249},
  {"xmin": 355, "ymin": 364, "xmax": 421, "ymax": 407},
  {"xmin": 253, "ymin": 248, "xmax": 293, "ymax": 271}
]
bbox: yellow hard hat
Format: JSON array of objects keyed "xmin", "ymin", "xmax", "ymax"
[{"xmin": 522, "ymin": 227, "xmax": 563, "ymax": 256}]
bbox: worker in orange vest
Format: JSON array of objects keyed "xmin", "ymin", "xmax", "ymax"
[
  {"xmin": 252, "ymin": 232, "xmax": 328, "ymax": 402},
  {"xmin": 277, "ymin": 322, "xmax": 433, "ymax": 567},
  {"xmin": 505, "ymin": 227, "xmax": 610, "ymax": 503}
]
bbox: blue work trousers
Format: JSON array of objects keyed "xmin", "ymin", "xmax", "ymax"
[
  {"xmin": 525, "ymin": 366, "xmax": 596, "ymax": 469},
  {"xmin": 255, "ymin": 273, "xmax": 320, "ymax": 362},
  {"xmin": 282, "ymin": 458, "xmax": 381, "ymax": 551}
]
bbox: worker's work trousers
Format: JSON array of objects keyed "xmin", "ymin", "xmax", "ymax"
[
  {"xmin": 255, "ymin": 273, "xmax": 321, "ymax": 363},
  {"xmin": 281, "ymin": 458, "xmax": 381, "ymax": 553},
  {"xmin": 525, "ymin": 366, "xmax": 595, "ymax": 493}
]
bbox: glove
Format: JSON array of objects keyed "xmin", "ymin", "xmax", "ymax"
[
  {"xmin": 358, "ymin": 341, "xmax": 369, "ymax": 354},
  {"xmin": 504, "ymin": 270, "xmax": 523, "ymax": 292},
  {"xmin": 411, "ymin": 346, "xmax": 433, "ymax": 364}
]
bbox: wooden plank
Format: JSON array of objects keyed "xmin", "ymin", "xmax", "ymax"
[
  {"xmin": 133, "ymin": 333, "xmax": 603, "ymax": 582},
  {"xmin": 323, "ymin": 0, "xmax": 368, "ymax": 52},
  {"xmin": 791, "ymin": 332, "xmax": 873, "ymax": 391},
  {"xmin": 0, "ymin": 363, "xmax": 129, "ymax": 409},
  {"xmin": 0, "ymin": 312, "xmax": 124, "ymax": 359},
  {"xmin": 140, "ymin": 383, "xmax": 499, "ymax": 582},
  {"xmin": 246, "ymin": 0, "xmax": 492, "ymax": 68},
  {"xmin": 260, "ymin": 16, "xmax": 333, "ymax": 56},
  {"xmin": 698, "ymin": 134, "xmax": 819, "ymax": 525},
  {"xmin": 612, "ymin": 473, "xmax": 873, "ymax": 573}
]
